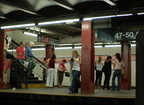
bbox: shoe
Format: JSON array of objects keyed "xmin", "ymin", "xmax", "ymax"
[
  {"xmin": 12, "ymin": 87, "xmax": 16, "ymax": 91},
  {"xmin": 69, "ymin": 90, "xmax": 73, "ymax": 94}
]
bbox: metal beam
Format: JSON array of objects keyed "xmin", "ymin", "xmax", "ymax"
[
  {"xmin": 0, "ymin": 0, "xmax": 39, "ymax": 15},
  {"xmin": 48, "ymin": 0, "xmax": 74, "ymax": 10}
]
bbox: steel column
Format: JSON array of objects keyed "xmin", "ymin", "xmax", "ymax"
[
  {"xmin": 0, "ymin": 30, "xmax": 5, "ymax": 89},
  {"xmin": 121, "ymin": 41, "xmax": 131, "ymax": 90},
  {"xmin": 46, "ymin": 44, "xmax": 54, "ymax": 58},
  {"xmin": 136, "ymin": 30, "xmax": 144, "ymax": 105},
  {"xmin": 81, "ymin": 21, "xmax": 95, "ymax": 94}
]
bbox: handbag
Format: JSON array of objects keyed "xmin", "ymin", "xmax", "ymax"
[
  {"xmin": 65, "ymin": 72, "xmax": 70, "ymax": 77},
  {"xmin": 57, "ymin": 66, "xmax": 63, "ymax": 72}
]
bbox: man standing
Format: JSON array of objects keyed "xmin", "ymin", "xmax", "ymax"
[
  {"xmin": 16, "ymin": 41, "xmax": 26, "ymax": 78},
  {"xmin": 16, "ymin": 41, "xmax": 25, "ymax": 64},
  {"xmin": 25, "ymin": 41, "xmax": 36, "ymax": 77}
]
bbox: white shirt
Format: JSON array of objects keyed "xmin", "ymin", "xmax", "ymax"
[
  {"xmin": 96, "ymin": 63, "xmax": 103, "ymax": 71},
  {"xmin": 72, "ymin": 58, "xmax": 80, "ymax": 71}
]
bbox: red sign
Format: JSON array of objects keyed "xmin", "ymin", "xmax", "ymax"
[{"xmin": 42, "ymin": 36, "xmax": 49, "ymax": 43}]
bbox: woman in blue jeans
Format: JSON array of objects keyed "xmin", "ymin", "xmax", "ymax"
[
  {"xmin": 112, "ymin": 53, "xmax": 125, "ymax": 91},
  {"xmin": 69, "ymin": 50, "xmax": 81, "ymax": 94}
]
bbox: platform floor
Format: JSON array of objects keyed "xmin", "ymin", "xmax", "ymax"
[{"xmin": 0, "ymin": 87, "xmax": 135, "ymax": 99}]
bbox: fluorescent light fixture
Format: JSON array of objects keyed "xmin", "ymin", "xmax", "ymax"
[
  {"xmin": 137, "ymin": 12, "xmax": 144, "ymax": 15},
  {"xmin": 105, "ymin": 45, "xmax": 121, "ymax": 48},
  {"xmin": 104, "ymin": 0, "xmax": 116, "ymax": 6},
  {"xmin": 55, "ymin": 47, "xmax": 72, "ymax": 50},
  {"xmin": 83, "ymin": 14, "xmax": 132, "ymax": 21},
  {"xmin": 59, "ymin": 44, "xmax": 73, "ymax": 46},
  {"xmin": 1, "ymin": 23, "xmax": 35, "ymax": 29},
  {"xmin": 131, "ymin": 44, "xmax": 136, "ymax": 47},
  {"xmin": 32, "ymin": 48, "xmax": 45, "ymax": 51},
  {"xmin": 74, "ymin": 46, "xmax": 82, "ymax": 49},
  {"xmin": 24, "ymin": 32, "xmax": 37, "ymax": 37},
  {"xmin": 7, "ymin": 49, "xmax": 16, "ymax": 52},
  {"xmin": 38, "ymin": 19, "xmax": 79, "ymax": 26},
  {"xmin": 95, "ymin": 46, "xmax": 103, "ymax": 48}
]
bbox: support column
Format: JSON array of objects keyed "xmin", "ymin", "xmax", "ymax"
[
  {"xmin": 121, "ymin": 41, "xmax": 131, "ymax": 90},
  {"xmin": 45, "ymin": 44, "xmax": 54, "ymax": 58},
  {"xmin": 81, "ymin": 21, "xmax": 95, "ymax": 94},
  {"xmin": 136, "ymin": 30, "xmax": 144, "ymax": 105},
  {"xmin": 0, "ymin": 30, "xmax": 5, "ymax": 89}
]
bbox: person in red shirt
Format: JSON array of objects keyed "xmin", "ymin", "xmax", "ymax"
[
  {"xmin": 57, "ymin": 59, "xmax": 67, "ymax": 88},
  {"xmin": 16, "ymin": 41, "xmax": 26, "ymax": 78},
  {"xmin": 16, "ymin": 41, "xmax": 26, "ymax": 63}
]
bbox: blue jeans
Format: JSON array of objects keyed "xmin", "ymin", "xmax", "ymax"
[
  {"xmin": 27, "ymin": 57, "xmax": 36, "ymax": 75},
  {"xmin": 112, "ymin": 70, "xmax": 121, "ymax": 90},
  {"xmin": 70, "ymin": 70, "xmax": 80, "ymax": 93}
]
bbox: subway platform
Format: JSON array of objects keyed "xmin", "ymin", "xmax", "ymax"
[{"xmin": 0, "ymin": 87, "xmax": 135, "ymax": 105}]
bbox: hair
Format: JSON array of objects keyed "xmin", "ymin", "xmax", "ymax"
[
  {"xmin": 62, "ymin": 59, "xmax": 67, "ymax": 63},
  {"xmin": 6, "ymin": 54, "xmax": 12, "ymax": 59},
  {"xmin": 106, "ymin": 55, "xmax": 112, "ymax": 61},
  {"xmin": 70, "ymin": 57, "xmax": 74, "ymax": 62},
  {"xmin": 44, "ymin": 58, "xmax": 47, "ymax": 61},
  {"xmin": 98, "ymin": 57, "xmax": 102, "ymax": 62},
  {"xmin": 72, "ymin": 50, "xmax": 79, "ymax": 57},
  {"xmin": 20, "ymin": 41, "xmax": 24, "ymax": 45},
  {"xmin": 115, "ymin": 53, "xmax": 121, "ymax": 62},
  {"xmin": 50, "ymin": 53, "xmax": 56, "ymax": 59}
]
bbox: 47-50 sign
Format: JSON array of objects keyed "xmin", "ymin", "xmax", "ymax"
[{"xmin": 115, "ymin": 31, "xmax": 139, "ymax": 41}]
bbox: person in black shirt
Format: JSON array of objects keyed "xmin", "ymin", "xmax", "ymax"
[{"xmin": 103, "ymin": 56, "xmax": 113, "ymax": 90}]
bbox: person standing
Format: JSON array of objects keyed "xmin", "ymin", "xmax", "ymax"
[
  {"xmin": 69, "ymin": 57, "xmax": 74, "ymax": 83},
  {"xmin": 25, "ymin": 41, "xmax": 36, "ymax": 77},
  {"xmin": 69, "ymin": 50, "xmax": 81, "ymax": 94},
  {"xmin": 3, "ymin": 54, "xmax": 12, "ymax": 88},
  {"xmin": 57, "ymin": 59, "xmax": 67, "ymax": 88},
  {"xmin": 112, "ymin": 53, "xmax": 125, "ymax": 91},
  {"xmin": 16, "ymin": 41, "xmax": 26, "ymax": 78},
  {"xmin": 95, "ymin": 57, "xmax": 103, "ymax": 89},
  {"xmin": 46, "ymin": 53, "xmax": 56, "ymax": 88},
  {"xmin": 103, "ymin": 56, "xmax": 113, "ymax": 90}
]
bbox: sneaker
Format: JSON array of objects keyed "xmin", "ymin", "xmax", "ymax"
[{"xmin": 12, "ymin": 87, "xmax": 16, "ymax": 91}]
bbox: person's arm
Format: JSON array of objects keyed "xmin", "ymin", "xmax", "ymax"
[
  {"xmin": 113, "ymin": 60, "xmax": 116, "ymax": 70},
  {"xmin": 25, "ymin": 47, "xmax": 29, "ymax": 58},
  {"xmin": 4, "ymin": 59, "xmax": 11, "ymax": 73},
  {"xmin": 46, "ymin": 58, "xmax": 50, "ymax": 68},
  {"xmin": 75, "ymin": 56, "xmax": 81, "ymax": 64}
]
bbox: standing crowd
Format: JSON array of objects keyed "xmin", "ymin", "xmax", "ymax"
[{"xmin": 3, "ymin": 38, "xmax": 125, "ymax": 93}]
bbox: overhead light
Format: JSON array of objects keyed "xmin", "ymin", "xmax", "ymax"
[
  {"xmin": 7, "ymin": 49, "xmax": 16, "ymax": 52},
  {"xmin": 1, "ymin": 23, "xmax": 35, "ymax": 29},
  {"xmin": 59, "ymin": 44, "xmax": 73, "ymax": 46},
  {"xmin": 105, "ymin": 45, "xmax": 121, "ymax": 48},
  {"xmin": 74, "ymin": 46, "xmax": 82, "ymax": 49},
  {"xmin": 83, "ymin": 14, "xmax": 132, "ymax": 21},
  {"xmin": 55, "ymin": 47, "xmax": 72, "ymax": 50},
  {"xmin": 24, "ymin": 32, "xmax": 37, "ymax": 37},
  {"xmin": 103, "ymin": 0, "xmax": 116, "ymax": 6},
  {"xmin": 137, "ymin": 12, "xmax": 144, "ymax": 15},
  {"xmin": 32, "ymin": 48, "xmax": 45, "ymax": 51},
  {"xmin": 95, "ymin": 46, "xmax": 103, "ymax": 48},
  {"xmin": 131, "ymin": 44, "xmax": 136, "ymax": 47},
  {"xmin": 38, "ymin": 19, "xmax": 79, "ymax": 26}
]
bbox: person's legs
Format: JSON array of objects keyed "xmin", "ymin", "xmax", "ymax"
[
  {"xmin": 95, "ymin": 71, "xmax": 99, "ymax": 87},
  {"xmin": 69, "ymin": 70, "xmax": 80, "ymax": 93},
  {"xmin": 50, "ymin": 69, "xmax": 55, "ymax": 87},
  {"xmin": 112, "ymin": 71, "xmax": 117, "ymax": 90},
  {"xmin": 58, "ymin": 71, "xmax": 63, "ymax": 87},
  {"xmin": 46, "ymin": 69, "xmax": 51, "ymax": 87},
  {"xmin": 98, "ymin": 71, "xmax": 102, "ymax": 87},
  {"xmin": 117, "ymin": 70, "xmax": 121, "ymax": 91},
  {"xmin": 107, "ymin": 72, "xmax": 111, "ymax": 89}
]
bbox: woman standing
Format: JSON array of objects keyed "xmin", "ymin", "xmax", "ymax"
[
  {"xmin": 103, "ymin": 56, "xmax": 113, "ymax": 90},
  {"xmin": 46, "ymin": 53, "xmax": 56, "ymax": 88},
  {"xmin": 95, "ymin": 57, "xmax": 103, "ymax": 89},
  {"xmin": 112, "ymin": 53, "xmax": 125, "ymax": 91},
  {"xmin": 3, "ymin": 54, "xmax": 12, "ymax": 88},
  {"xmin": 69, "ymin": 50, "xmax": 81, "ymax": 94},
  {"xmin": 57, "ymin": 59, "xmax": 67, "ymax": 88}
]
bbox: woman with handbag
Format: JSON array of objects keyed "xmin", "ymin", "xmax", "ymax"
[
  {"xmin": 112, "ymin": 53, "xmax": 125, "ymax": 91},
  {"xmin": 57, "ymin": 59, "xmax": 67, "ymax": 88}
]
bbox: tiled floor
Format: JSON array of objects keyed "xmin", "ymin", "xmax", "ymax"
[{"xmin": 0, "ymin": 87, "xmax": 135, "ymax": 99}]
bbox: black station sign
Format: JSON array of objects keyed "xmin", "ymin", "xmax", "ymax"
[{"xmin": 114, "ymin": 31, "xmax": 139, "ymax": 41}]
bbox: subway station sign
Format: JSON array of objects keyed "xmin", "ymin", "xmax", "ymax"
[{"xmin": 114, "ymin": 31, "xmax": 139, "ymax": 41}]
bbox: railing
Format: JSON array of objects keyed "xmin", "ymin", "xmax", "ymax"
[{"xmin": 4, "ymin": 50, "xmax": 29, "ymax": 88}]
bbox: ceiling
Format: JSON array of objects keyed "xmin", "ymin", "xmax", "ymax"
[{"xmin": 1, "ymin": 0, "xmax": 144, "ymax": 42}]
